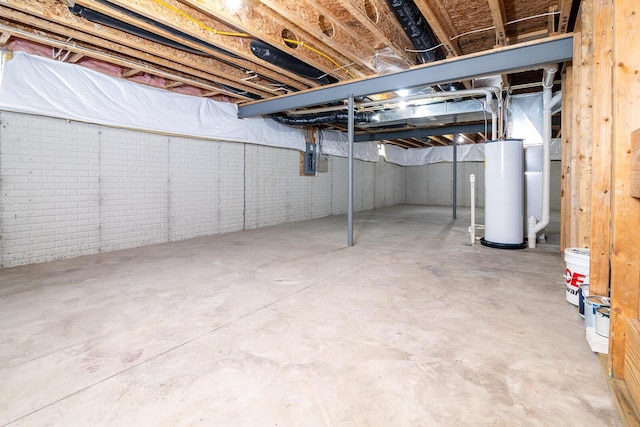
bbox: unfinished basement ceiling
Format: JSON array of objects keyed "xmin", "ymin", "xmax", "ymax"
[{"xmin": 0, "ymin": 0, "xmax": 577, "ymax": 147}]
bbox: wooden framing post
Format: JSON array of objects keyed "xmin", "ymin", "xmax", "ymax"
[
  {"xmin": 577, "ymin": 0, "xmax": 593, "ymax": 249},
  {"xmin": 609, "ymin": 0, "xmax": 640, "ymax": 380},
  {"xmin": 588, "ymin": 0, "xmax": 613, "ymax": 297},
  {"xmin": 560, "ymin": 63, "xmax": 573, "ymax": 252}
]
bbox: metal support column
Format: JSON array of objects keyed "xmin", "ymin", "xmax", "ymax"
[
  {"xmin": 347, "ymin": 94, "xmax": 354, "ymax": 247},
  {"xmin": 452, "ymin": 134, "xmax": 458, "ymax": 219}
]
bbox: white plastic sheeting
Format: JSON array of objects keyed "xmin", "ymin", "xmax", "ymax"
[
  {"xmin": 318, "ymin": 129, "xmax": 380, "ymax": 162},
  {"xmin": 385, "ymin": 138, "xmax": 561, "ymax": 166},
  {"xmin": 0, "ymin": 52, "xmax": 305, "ymax": 151},
  {"xmin": 385, "ymin": 143, "xmax": 485, "ymax": 166},
  {"xmin": 0, "ymin": 52, "xmax": 564, "ymax": 166}
]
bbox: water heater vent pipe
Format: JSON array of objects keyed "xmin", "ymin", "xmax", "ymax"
[{"xmin": 528, "ymin": 65, "xmax": 557, "ymax": 248}]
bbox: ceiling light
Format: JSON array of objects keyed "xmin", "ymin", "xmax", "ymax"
[
  {"xmin": 397, "ymin": 89, "xmax": 410, "ymax": 97},
  {"xmin": 226, "ymin": 0, "xmax": 243, "ymax": 10},
  {"xmin": 398, "ymin": 101, "xmax": 408, "ymax": 110}
]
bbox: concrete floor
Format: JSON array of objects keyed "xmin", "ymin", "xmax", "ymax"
[{"xmin": 0, "ymin": 205, "xmax": 620, "ymax": 426}]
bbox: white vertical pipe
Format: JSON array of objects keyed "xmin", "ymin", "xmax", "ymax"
[
  {"xmin": 528, "ymin": 66, "xmax": 557, "ymax": 248},
  {"xmin": 453, "ymin": 134, "xmax": 458, "ymax": 219},
  {"xmin": 470, "ymin": 174, "xmax": 476, "ymax": 244},
  {"xmin": 491, "ymin": 109, "xmax": 498, "ymax": 140},
  {"xmin": 347, "ymin": 94, "xmax": 354, "ymax": 247}
]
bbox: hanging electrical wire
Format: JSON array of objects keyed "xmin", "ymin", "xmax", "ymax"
[
  {"xmin": 406, "ymin": 10, "xmax": 563, "ymax": 54},
  {"xmin": 451, "ymin": 11, "xmax": 561, "ymax": 41}
]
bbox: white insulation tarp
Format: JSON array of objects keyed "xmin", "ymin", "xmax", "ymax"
[
  {"xmin": 386, "ymin": 143, "xmax": 485, "ymax": 166},
  {"xmin": 0, "ymin": 52, "xmax": 564, "ymax": 165},
  {"xmin": 385, "ymin": 138, "xmax": 561, "ymax": 166},
  {"xmin": 319, "ymin": 130, "xmax": 379, "ymax": 162},
  {"xmin": 0, "ymin": 52, "xmax": 305, "ymax": 150}
]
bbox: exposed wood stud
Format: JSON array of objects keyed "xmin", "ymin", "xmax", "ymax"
[
  {"xmin": 68, "ymin": 52, "xmax": 85, "ymax": 63},
  {"xmin": 122, "ymin": 68, "xmax": 141, "ymax": 78},
  {"xmin": 165, "ymin": 81, "xmax": 184, "ymax": 88},
  {"xmin": 589, "ymin": 0, "xmax": 613, "ymax": 298},
  {"xmin": 487, "ymin": 0, "xmax": 507, "ymax": 46},
  {"xmin": 412, "ymin": 0, "xmax": 461, "ymax": 57},
  {"xmin": 577, "ymin": 0, "xmax": 593, "ymax": 249},
  {"xmin": 0, "ymin": 31, "xmax": 11, "ymax": 46},
  {"xmin": 548, "ymin": 5, "xmax": 558, "ymax": 34},
  {"xmin": 557, "ymin": 0, "xmax": 573, "ymax": 33}
]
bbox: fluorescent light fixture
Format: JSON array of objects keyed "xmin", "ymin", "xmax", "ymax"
[{"xmin": 397, "ymin": 89, "xmax": 410, "ymax": 97}]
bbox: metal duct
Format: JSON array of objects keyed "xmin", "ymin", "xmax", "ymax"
[
  {"xmin": 250, "ymin": 40, "xmax": 338, "ymax": 86},
  {"xmin": 386, "ymin": 0, "xmax": 444, "ymax": 63},
  {"xmin": 271, "ymin": 111, "xmax": 372, "ymax": 125}
]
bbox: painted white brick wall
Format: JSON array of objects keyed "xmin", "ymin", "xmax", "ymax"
[
  {"xmin": 405, "ymin": 166, "xmax": 428, "ymax": 205},
  {"xmin": 406, "ymin": 160, "xmax": 562, "ymax": 210},
  {"xmin": 0, "ymin": 113, "xmax": 100, "ymax": 267},
  {"xmin": 0, "ymin": 112, "xmax": 408, "ymax": 268},
  {"xmin": 455, "ymin": 163, "xmax": 485, "ymax": 208},
  {"xmin": 168, "ymin": 137, "xmax": 218, "ymax": 240},
  {"xmin": 427, "ymin": 163, "xmax": 453, "ymax": 206},
  {"xmin": 99, "ymin": 129, "xmax": 169, "ymax": 252},
  {"xmin": 331, "ymin": 157, "xmax": 348, "ymax": 215},
  {"xmin": 217, "ymin": 143, "xmax": 245, "ymax": 233},
  {"xmin": 407, "ymin": 162, "xmax": 486, "ymax": 208}
]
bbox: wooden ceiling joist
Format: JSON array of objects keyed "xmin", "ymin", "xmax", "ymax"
[
  {"xmin": 69, "ymin": 0, "xmax": 316, "ymax": 88},
  {"xmin": 429, "ymin": 135, "xmax": 448, "ymax": 146},
  {"xmin": 412, "ymin": 0, "xmax": 462, "ymax": 57},
  {"xmin": 412, "ymin": 0, "xmax": 472, "ymax": 88},
  {"xmin": 256, "ymin": 0, "xmax": 378, "ymax": 74},
  {"xmin": 179, "ymin": 0, "xmax": 360, "ymax": 79},
  {"xmin": 487, "ymin": 0, "xmax": 507, "ymax": 46},
  {"xmin": 122, "ymin": 68, "xmax": 140, "ymax": 78},
  {"xmin": 0, "ymin": 1, "xmax": 279, "ymax": 98},
  {"xmin": 67, "ymin": 51, "xmax": 85, "ymax": 63},
  {"xmin": 397, "ymin": 138, "xmax": 423, "ymax": 148},
  {"xmin": 557, "ymin": 0, "xmax": 574, "ymax": 33},
  {"xmin": 0, "ymin": 21, "xmax": 251, "ymax": 100},
  {"xmin": 460, "ymin": 133, "xmax": 476, "ymax": 144},
  {"xmin": 0, "ymin": 31, "xmax": 11, "ymax": 47},
  {"xmin": 316, "ymin": 0, "xmax": 415, "ymax": 67}
]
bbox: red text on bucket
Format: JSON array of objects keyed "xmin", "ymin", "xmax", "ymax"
[{"xmin": 566, "ymin": 268, "xmax": 586, "ymax": 288}]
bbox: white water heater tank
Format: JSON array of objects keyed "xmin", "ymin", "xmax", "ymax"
[{"xmin": 481, "ymin": 139, "xmax": 526, "ymax": 249}]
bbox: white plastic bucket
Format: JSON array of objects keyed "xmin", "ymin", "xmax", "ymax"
[
  {"xmin": 595, "ymin": 307, "xmax": 611, "ymax": 338},
  {"xmin": 564, "ymin": 248, "xmax": 590, "ymax": 306}
]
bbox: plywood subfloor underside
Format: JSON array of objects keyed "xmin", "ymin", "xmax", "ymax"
[{"xmin": 0, "ymin": 205, "xmax": 620, "ymax": 426}]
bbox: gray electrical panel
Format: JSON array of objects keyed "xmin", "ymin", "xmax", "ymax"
[{"xmin": 304, "ymin": 142, "xmax": 316, "ymax": 175}]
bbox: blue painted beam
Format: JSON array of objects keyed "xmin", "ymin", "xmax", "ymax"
[{"xmin": 238, "ymin": 35, "xmax": 573, "ymax": 118}]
